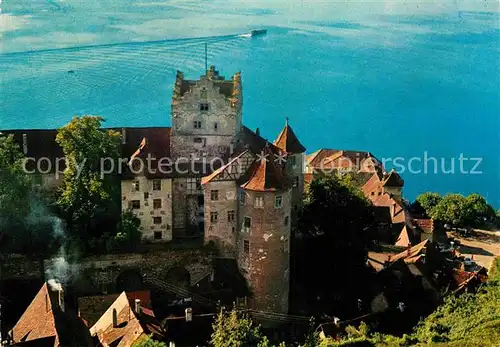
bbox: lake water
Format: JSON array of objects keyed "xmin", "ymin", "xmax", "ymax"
[{"xmin": 1, "ymin": 1, "xmax": 499, "ymax": 206}]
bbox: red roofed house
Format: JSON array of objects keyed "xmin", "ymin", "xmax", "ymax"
[
  {"xmin": 8, "ymin": 281, "xmax": 93, "ymax": 347},
  {"xmin": 89, "ymin": 291, "xmax": 165, "ymax": 347}
]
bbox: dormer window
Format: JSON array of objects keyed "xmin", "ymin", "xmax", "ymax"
[{"xmin": 200, "ymin": 103, "xmax": 209, "ymax": 112}]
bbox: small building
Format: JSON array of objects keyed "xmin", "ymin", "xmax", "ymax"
[
  {"xmin": 8, "ymin": 281, "xmax": 93, "ymax": 347},
  {"xmin": 89, "ymin": 291, "xmax": 165, "ymax": 347}
]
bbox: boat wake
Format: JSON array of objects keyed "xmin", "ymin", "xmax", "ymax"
[{"xmin": 238, "ymin": 33, "xmax": 252, "ymax": 38}]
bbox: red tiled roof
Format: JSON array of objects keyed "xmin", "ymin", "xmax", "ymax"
[
  {"xmin": 90, "ymin": 291, "xmax": 164, "ymax": 347},
  {"xmin": 10, "ymin": 283, "xmax": 92, "ymax": 347},
  {"xmin": 394, "ymin": 224, "xmax": 420, "ymax": 247},
  {"xmin": 10, "ymin": 283, "xmax": 58, "ymax": 345},
  {"xmin": 413, "ymin": 218, "xmax": 434, "ymax": 233},
  {"xmin": 391, "ymin": 239, "xmax": 430, "ymax": 263},
  {"xmin": 273, "ymin": 121, "xmax": 305, "ymax": 154},
  {"xmin": 240, "ymin": 147, "xmax": 288, "ymax": 192}
]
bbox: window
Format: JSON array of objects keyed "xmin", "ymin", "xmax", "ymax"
[
  {"xmin": 244, "ymin": 217, "xmax": 251, "ymax": 229},
  {"xmin": 187, "ymin": 178, "xmax": 200, "ymax": 194},
  {"xmin": 255, "ymin": 196, "xmax": 264, "ymax": 208},
  {"xmin": 284, "ymin": 216, "xmax": 289, "ymax": 226},
  {"xmin": 292, "ymin": 177, "xmax": 299, "ymax": 188},
  {"xmin": 200, "ymin": 88, "xmax": 207, "ymax": 99},
  {"xmin": 371, "ymin": 192, "xmax": 375, "ymax": 196},
  {"xmin": 154, "ymin": 231, "xmax": 162, "ymax": 240},
  {"xmin": 211, "ymin": 190, "xmax": 219, "ymax": 201},
  {"xmin": 214, "ymin": 122, "xmax": 218, "ymax": 131},
  {"xmin": 240, "ymin": 191, "xmax": 246, "ymax": 204},
  {"xmin": 378, "ymin": 192, "xmax": 382, "ymax": 196},
  {"xmin": 244, "ymin": 240, "xmax": 250, "ymax": 255},
  {"xmin": 153, "ymin": 199, "xmax": 162, "ymax": 209},
  {"xmin": 194, "ymin": 121, "xmax": 202, "ymax": 129},
  {"xmin": 152, "ymin": 180, "xmax": 161, "ymax": 191},
  {"xmin": 130, "ymin": 200, "xmax": 140, "ymax": 209},
  {"xmin": 133, "ymin": 180, "xmax": 140, "ymax": 191},
  {"xmin": 210, "ymin": 212, "xmax": 218, "ymax": 223},
  {"xmin": 228, "ymin": 210, "xmax": 235, "ymax": 222},
  {"xmin": 194, "ymin": 137, "xmax": 203, "ymax": 143},
  {"xmin": 200, "ymin": 103, "xmax": 209, "ymax": 111},
  {"xmin": 153, "ymin": 217, "xmax": 162, "ymax": 225},
  {"xmin": 144, "ymin": 192, "xmax": 149, "ymax": 200},
  {"xmin": 275, "ymin": 196, "xmax": 283, "ymax": 209},
  {"xmin": 289, "ymin": 155, "xmax": 296, "ymax": 166}
]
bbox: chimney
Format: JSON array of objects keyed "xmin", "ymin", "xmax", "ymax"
[
  {"xmin": 406, "ymin": 243, "xmax": 412, "ymax": 256},
  {"xmin": 255, "ymin": 128, "xmax": 260, "ymax": 136},
  {"xmin": 112, "ymin": 308, "xmax": 118, "ymax": 328},
  {"xmin": 134, "ymin": 299, "xmax": 141, "ymax": 314},
  {"xmin": 58, "ymin": 288, "xmax": 65, "ymax": 313},
  {"xmin": 185, "ymin": 308, "xmax": 192, "ymax": 322},
  {"xmin": 121, "ymin": 128, "xmax": 127, "ymax": 145},
  {"xmin": 22, "ymin": 133, "xmax": 28, "ymax": 155}
]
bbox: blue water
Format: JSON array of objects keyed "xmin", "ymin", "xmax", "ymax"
[{"xmin": 1, "ymin": 1, "xmax": 499, "ymax": 207}]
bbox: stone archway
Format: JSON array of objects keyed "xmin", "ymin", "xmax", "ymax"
[{"xmin": 116, "ymin": 269, "xmax": 143, "ymax": 292}]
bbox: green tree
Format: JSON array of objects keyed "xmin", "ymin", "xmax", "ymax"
[
  {"xmin": 132, "ymin": 334, "xmax": 166, "ymax": 347},
  {"xmin": 415, "ymin": 192, "xmax": 442, "ymax": 217},
  {"xmin": 210, "ymin": 307, "xmax": 272, "ymax": 347},
  {"xmin": 0, "ymin": 134, "xmax": 32, "ymax": 224},
  {"xmin": 56, "ymin": 116, "xmax": 121, "ymax": 250},
  {"xmin": 430, "ymin": 194, "xmax": 468, "ymax": 226},
  {"xmin": 464, "ymin": 193, "xmax": 495, "ymax": 226},
  {"xmin": 105, "ymin": 211, "xmax": 142, "ymax": 253},
  {"xmin": 297, "ymin": 176, "xmax": 374, "ymax": 315}
]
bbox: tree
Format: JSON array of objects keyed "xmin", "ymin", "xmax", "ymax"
[
  {"xmin": 210, "ymin": 307, "xmax": 272, "ymax": 347},
  {"xmin": 132, "ymin": 335, "xmax": 166, "ymax": 347},
  {"xmin": 297, "ymin": 176, "xmax": 374, "ymax": 316},
  {"xmin": 105, "ymin": 211, "xmax": 142, "ymax": 253},
  {"xmin": 464, "ymin": 193, "xmax": 495, "ymax": 226},
  {"xmin": 415, "ymin": 192, "xmax": 442, "ymax": 217},
  {"xmin": 56, "ymin": 116, "xmax": 121, "ymax": 251},
  {"xmin": 430, "ymin": 194, "xmax": 468, "ymax": 226},
  {"xmin": 0, "ymin": 134, "xmax": 32, "ymax": 224},
  {"xmin": 430, "ymin": 193, "xmax": 495, "ymax": 228}
]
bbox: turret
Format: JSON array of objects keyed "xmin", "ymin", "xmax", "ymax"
[
  {"xmin": 273, "ymin": 118, "xmax": 306, "ymax": 215},
  {"xmin": 237, "ymin": 145, "xmax": 292, "ymax": 313}
]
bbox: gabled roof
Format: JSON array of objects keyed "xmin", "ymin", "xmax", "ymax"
[
  {"xmin": 90, "ymin": 291, "xmax": 164, "ymax": 347},
  {"xmin": 273, "ymin": 120, "xmax": 305, "ymax": 154},
  {"xmin": 10, "ymin": 283, "xmax": 92, "ymax": 347},
  {"xmin": 240, "ymin": 147, "xmax": 288, "ymax": 192},
  {"xmin": 201, "ymin": 150, "xmax": 253, "ymax": 185},
  {"xmin": 391, "ymin": 239, "xmax": 430, "ymax": 263},
  {"xmin": 395, "ymin": 224, "xmax": 420, "ymax": 247},
  {"xmin": 382, "ymin": 170, "xmax": 404, "ymax": 187}
]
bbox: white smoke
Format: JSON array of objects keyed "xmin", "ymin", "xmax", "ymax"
[{"xmin": 47, "ymin": 278, "xmax": 63, "ymax": 292}]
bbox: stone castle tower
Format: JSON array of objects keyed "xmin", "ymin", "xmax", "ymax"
[
  {"xmin": 236, "ymin": 145, "xmax": 292, "ymax": 314},
  {"xmin": 170, "ymin": 65, "xmax": 242, "ymax": 161}
]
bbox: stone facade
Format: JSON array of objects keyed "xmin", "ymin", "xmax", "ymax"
[
  {"xmin": 237, "ymin": 188, "xmax": 292, "ymax": 313},
  {"xmin": 121, "ymin": 176, "xmax": 173, "ymax": 242},
  {"xmin": 204, "ymin": 180, "xmax": 239, "ymax": 257},
  {"xmin": 170, "ymin": 66, "xmax": 242, "ymax": 162}
]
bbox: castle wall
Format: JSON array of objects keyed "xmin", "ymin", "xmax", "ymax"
[
  {"xmin": 237, "ymin": 189, "xmax": 292, "ymax": 313},
  {"xmin": 121, "ymin": 177, "xmax": 173, "ymax": 242},
  {"xmin": 203, "ymin": 181, "xmax": 238, "ymax": 257}
]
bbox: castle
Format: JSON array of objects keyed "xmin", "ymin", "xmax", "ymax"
[{"xmin": 3, "ymin": 66, "xmax": 416, "ymax": 315}]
